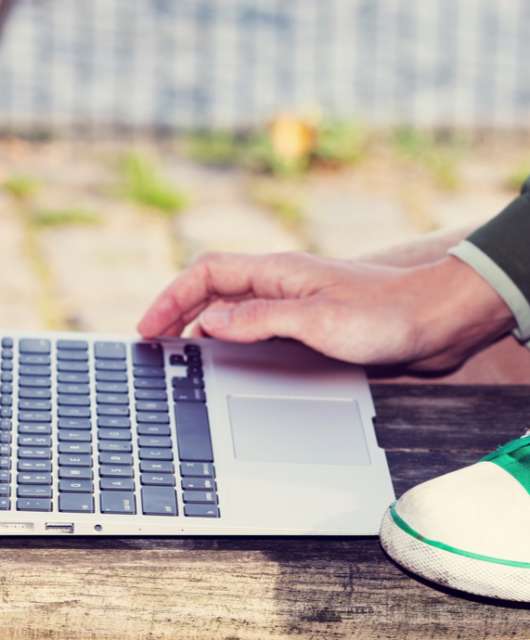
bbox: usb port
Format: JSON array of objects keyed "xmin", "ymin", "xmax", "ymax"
[{"xmin": 45, "ymin": 522, "xmax": 74, "ymax": 534}]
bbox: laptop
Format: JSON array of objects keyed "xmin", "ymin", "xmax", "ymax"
[{"xmin": 0, "ymin": 331, "xmax": 394, "ymax": 536}]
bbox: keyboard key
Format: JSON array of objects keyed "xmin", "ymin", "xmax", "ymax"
[
  {"xmin": 0, "ymin": 433, "xmax": 10, "ymax": 443},
  {"xmin": 97, "ymin": 429, "xmax": 131, "ymax": 441},
  {"xmin": 18, "ymin": 460, "xmax": 51, "ymax": 472},
  {"xmin": 19, "ymin": 377, "xmax": 51, "ymax": 389},
  {"xmin": 18, "ymin": 472, "xmax": 52, "ymax": 485},
  {"xmin": 172, "ymin": 376, "xmax": 203, "ymax": 389},
  {"xmin": 1, "ymin": 371, "xmax": 13, "ymax": 383},
  {"xmin": 19, "ymin": 354, "xmax": 50, "ymax": 366},
  {"xmin": 133, "ymin": 367, "xmax": 164, "ymax": 379},
  {"xmin": 0, "ymin": 470, "xmax": 11, "ymax": 483},
  {"xmin": 140, "ymin": 460, "xmax": 174, "ymax": 473},
  {"xmin": 137, "ymin": 424, "xmax": 170, "ymax": 436},
  {"xmin": 59, "ymin": 454, "xmax": 92, "ymax": 467},
  {"xmin": 19, "ymin": 424, "xmax": 52, "ymax": 435},
  {"xmin": 0, "ymin": 457, "xmax": 10, "ymax": 469},
  {"xmin": 0, "ymin": 486, "xmax": 9, "ymax": 497},
  {"xmin": 132, "ymin": 342, "xmax": 163, "ymax": 367},
  {"xmin": 18, "ymin": 411, "xmax": 52, "ymax": 423},
  {"xmin": 1, "ymin": 383, "xmax": 13, "ymax": 394},
  {"xmin": 59, "ymin": 479, "xmax": 94, "ymax": 493},
  {"xmin": 59, "ymin": 493, "xmax": 94, "ymax": 513},
  {"xmin": 58, "ymin": 431, "xmax": 92, "ymax": 443},
  {"xmin": 1, "ymin": 407, "xmax": 12, "ymax": 418},
  {"xmin": 135, "ymin": 389, "xmax": 167, "ymax": 401},
  {"xmin": 98, "ymin": 417, "xmax": 131, "ymax": 429},
  {"xmin": 95, "ymin": 360, "xmax": 126, "ymax": 372},
  {"xmin": 141, "ymin": 473, "xmax": 175, "ymax": 486},
  {"xmin": 183, "ymin": 343, "xmax": 201, "ymax": 355},
  {"xmin": 58, "ymin": 372, "xmax": 90, "ymax": 384},
  {"xmin": 56, "ymin": 350, "xmax": 88, "ymax": 362},
  {"xmin": 98, "ymin": 441, "xmax": 132, "ymax": 453},
  {"xmin": 139, "ymin": 448, "xmax": 173, "ymax": 461},
  {"xmin": 136, "ymin": 412, "xmax": 169, "ymax": 424},
  {"xmin": 134, "ymin": 378, "xmax": 166, "ymax": 390},
  {"xmin": 16, "ymin": 497, "xmax": 52, "ymax": 512},
  {"xmin": 100, "ymin": 491, "xmax": 136, "ymax": 514},
  {"xmin": 181, "ymin": 477, "xmax": 216, "ymax": 491},
  {"xmin": 100, "ymin": 478, "xmax": 134, "ymax": 491},
  {"xmin": 57, "ymin": 339, "xmax": 88, "ymax": 351},
  {"xmin": 1, "ymin": 338, "xmax": 13, "ymax": 349},
  {"xmin": 94, "ymin": 342, "xmax": 127, "ymax": 360},
  {"xmin": 59, "ymin": 467, "xmax": 92, "ymax": 480},
  {"xmin": 173, "ymin": 388, "xmax": 206, "ymax": 403},
  {"xmin": 138, "ymin": 436, "xmax": 172, "ymax": 448},
  {"xmin": 169, "ymin": 354, "xmax": 186, "ymax": 366},
  {"xmin": 58, "ymin": 395, "xmax": 90, "ymax": 407},
  {"xmin": 184, "ymin": 504, "xmax": 220, "ymax": 518},
  {"xmin": 1, "ymin": 360, "xmax": 12, "ymax": 371},
  {"xmin": 96, "ymin": 393, "xmax": 129, "ymax": 405},
  {"xmin": 180, "ymin": 462, "xmax": 215, "ymax": 477},
  {"xmin": 0, "ymin": 419, "xmax": 11, "ymax": 431},
  {"xmin": 99, "ymin": 453, "xmax": 133, "ymax": 465},
  {"xmin": 96, "ymin": 382, "xmax": 129, "ymax": 394},
  {"xmin": 0, "ymin": 395, "xmax": 12, "ymax": 406},
  {"xmin": 58, "ymin": 419, "xmax": 92, "ymax": 430},
  {"xmin": 19, "ymin": 365, "xmax": 51, "ymax": 377},
  {"xmin": 18, "ymin": 447, "xmax": 51, "ymax": 459},
  {"xmin": 18, "ymin": 399, "xmax": 52, "ymax": 412},
  {"xmin": 0, "ymin": 498, "xmax": 10, "ymax": 510},
  {"xmin": 183, "ymin": 490, "xmax": 216, "ymax": 504},
  {"xmin": 57, "ymin": 361, "xmax": 89, "ymax": 373},
  {"xmin": 95, "ymin": 371, "xmax": 128, "ymax": 383},
  {"xmin": 174, "ymin": 403, "xmax": 213, "ymax": 462},
  {"xmin": 18, "ymin": 435, "xmax": 51, "ymax": 447},
  {"xmin": 141, "ymin": 486, "xmax": 177, "ymax": 516},
  {"xmin": 100, "ymin": 465, "xmax": 134, "ymax": 478},
  {"xmin": 58, "ymin": 407, "xmax": 90, "ymax": 419},
  {"xmin": 58, "ymin": 443, "xmax": 92, "ymax": 454},
  {"xmin": 97, "ymin": 406, "xmax": 129, "ymax": 417},
  {"xmin": 58, "ymin": 383, "xmax": 90, "ymax": 396},
  {"xmin": 135, "ymin": 401, "xmax": 168, "ymax": 413},
  {"xmin": 17, "ymin": 485, "xmax": 52, "ymax": 499},
  {"xmin": 19, "ymin": 339, "xmax": 51, "ymax": 354},
  {"xmin": 19, "ymin": 387, "xmax": 51, "ymax": 400}
]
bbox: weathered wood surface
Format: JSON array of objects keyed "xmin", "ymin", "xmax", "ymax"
[{"xmin": 0, "ymin": 384, "xmax": 528, "ymax": 640}]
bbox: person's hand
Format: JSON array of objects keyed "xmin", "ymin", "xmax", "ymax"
[{"xmin": 137, "ymin": 251, "xmax": 516, "ymax": 372}]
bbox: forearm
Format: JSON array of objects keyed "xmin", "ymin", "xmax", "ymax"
[{"xmin": 358, "ymin": 224, "xmax": 478, "ymax": 268}]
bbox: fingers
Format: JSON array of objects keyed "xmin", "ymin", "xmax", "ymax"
[
  {"xmin": 137, "ymin": 251, "xmax": 309, "ymax": 338},
  {"xmin": 198, "ymin": 298, "xmax": 304, "ymax": 342}
]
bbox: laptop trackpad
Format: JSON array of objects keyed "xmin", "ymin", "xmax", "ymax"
[{"xmin": 227, "ymin": 395, "xmax": 370, "ymax": 466}]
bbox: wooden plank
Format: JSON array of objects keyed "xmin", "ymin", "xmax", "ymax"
[{"xmin": 0, "ymin": 385, "xmax": 527, "ymax": 639}]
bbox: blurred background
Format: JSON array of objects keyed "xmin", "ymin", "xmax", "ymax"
[{"xmin": 1, "ymin": 0, "xmax": 530, "ymax": 333}]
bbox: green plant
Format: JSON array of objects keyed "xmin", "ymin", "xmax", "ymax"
[
  {"xmin": 185, "ymin": 131, "xmax": 241, "ymax": 166},
  {"xmin": 3, "ymin": 175, "xmax": 40, "ymax": 200},
  {"xmin": 314, "ymin": 120, "xmax": 368, "ymax": 167},
  {"xmin": 242, "ymin": 132, "xmax": 310, "ymax": 177},
  {"xmin": 118, "ymin": 152, "xmax": 189, "ymax": 215},
  {"xmin": 393, "ymin": 128, "xmax": 462, "ymax": 191},
  {"xmin": 32, "ymin": 207, "xmax": 101, "ymax": 227}
]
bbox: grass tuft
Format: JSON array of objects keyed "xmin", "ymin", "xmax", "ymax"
[
  {"xmin": 32, "ymin": 208, "xmax": 102, "ymax": 227},
  {"xmin": 3, "ymin": 175, "xmax": 40, "ymax": 200},
  {"xmin": 118, "ymin": 152, "xmax": 189, "ymax": 215}
]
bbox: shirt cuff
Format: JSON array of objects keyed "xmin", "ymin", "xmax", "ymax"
[{"xmin": 448, "ymin": 240, "xmax": 530, "ymax": 345}]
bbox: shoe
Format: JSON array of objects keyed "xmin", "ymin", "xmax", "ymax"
[{"xmin": 380, "ymin": 432, "xmax": 530, "ymax": 601}]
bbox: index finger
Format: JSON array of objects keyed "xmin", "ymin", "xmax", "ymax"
[{"xmin": 137, "ymin": 252, "xmax": 283, "ymax": 338}]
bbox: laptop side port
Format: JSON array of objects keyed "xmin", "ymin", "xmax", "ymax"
[{"xmin": 45, "ymin": 522, "xmax": 75, "ymax": 534}]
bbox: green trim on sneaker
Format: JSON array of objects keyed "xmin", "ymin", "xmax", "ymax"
[
  {"xmin": 389, "ymin": 503, "xmax": 530, "ymax": 569},
  {"xmin": 481, "ymin": 435, "xmax": 530, "ymax": 494}
]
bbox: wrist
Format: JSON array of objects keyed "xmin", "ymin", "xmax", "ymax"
[{"xmin": 409, "ymin": 256, "xmax": 516, "ymax": 360}]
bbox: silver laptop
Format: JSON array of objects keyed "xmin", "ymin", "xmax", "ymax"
[{"xmin": 0, "ymin": 331, "xmax": 394, "ymax": 536}]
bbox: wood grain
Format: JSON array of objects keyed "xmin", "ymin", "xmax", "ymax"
[{"xmin": 0, "ymin": 385, "xmax": 528, "ymax": 639}]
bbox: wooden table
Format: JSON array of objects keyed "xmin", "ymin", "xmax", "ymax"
[{"xmin": 0, "ymin": 385, "xmax": 529, "ymax": 640}]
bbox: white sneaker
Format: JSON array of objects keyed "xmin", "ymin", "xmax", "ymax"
[{"xmin": 380, "ymin": 433, "xmax": 530, "ymax": 601}]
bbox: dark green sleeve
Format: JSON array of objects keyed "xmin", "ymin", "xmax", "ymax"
[{"xmin": 448, "ymin": 177, "xmax": 530, "ymax": 343}]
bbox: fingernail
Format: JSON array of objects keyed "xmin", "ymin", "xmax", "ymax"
[{"xmin": 200, "ymin": 307, "xmax": 232, "ymax": 328}]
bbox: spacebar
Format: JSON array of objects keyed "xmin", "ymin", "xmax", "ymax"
[{"xmin": 174, "ymin": 402, "xmax": 213, "ymax": 462}]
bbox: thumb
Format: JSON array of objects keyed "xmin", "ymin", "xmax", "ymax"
[{"xmin": 198, "ymin": 299, "xmax": 303, "ymax": 342}]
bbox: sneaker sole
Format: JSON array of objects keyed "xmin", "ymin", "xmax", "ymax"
[{"xmin": 380, "ymin": 504, "xmax": 530, "ymax": 602}]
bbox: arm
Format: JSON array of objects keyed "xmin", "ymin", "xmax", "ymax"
[{"xmin": 137, "ymin": 249, "xmax": 515, "ymax": 374}]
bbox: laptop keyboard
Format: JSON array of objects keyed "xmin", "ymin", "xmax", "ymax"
[{"xmin": 0, "ymin": 336, "xmax": 220, "ymax": 518}]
